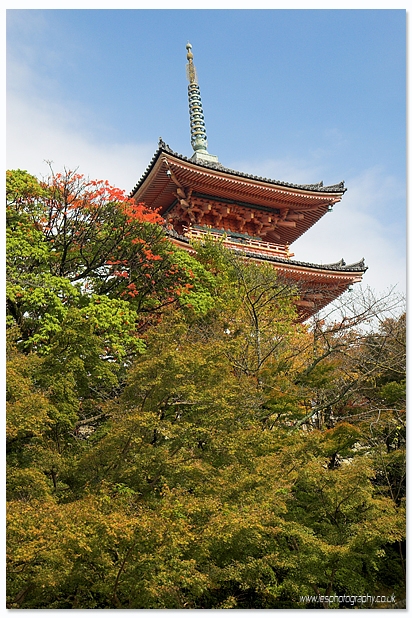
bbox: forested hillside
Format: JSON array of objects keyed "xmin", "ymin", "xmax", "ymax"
[{"xmin": 6, "ymin": 169, "xmax": 406, "ymax": 609}]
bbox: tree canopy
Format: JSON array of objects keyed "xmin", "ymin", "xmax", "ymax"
[{"xmin": 6, "ymin": 168, "xmax": 406, "ymax": 609}]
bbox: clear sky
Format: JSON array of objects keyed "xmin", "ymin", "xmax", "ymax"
[{"xmin": 6, "ymin": 8, "xmax": 406, "ymax": 298}]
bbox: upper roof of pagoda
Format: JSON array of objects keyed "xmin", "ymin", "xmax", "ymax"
[{"xmin": 130, "ymin": 139, "xmax": 347, "ymax": 246}]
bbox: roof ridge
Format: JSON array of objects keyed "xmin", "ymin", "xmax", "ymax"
[{"xmin": 344, "ymin": 258, "xmax": 366, "ymax": 270}]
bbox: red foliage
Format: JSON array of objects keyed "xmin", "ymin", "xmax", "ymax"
[
  {"xmin": 122, "ymin": 201, "xmax": 164, "ymax": 226},
  {"xmin": 11, "ymin": 167, "xmax": 198, "ymax": 315}
]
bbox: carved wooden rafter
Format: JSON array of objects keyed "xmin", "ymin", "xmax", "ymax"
[{"xmin": 164, "ymin": 182, "xmax": 328, "ymax": 249}]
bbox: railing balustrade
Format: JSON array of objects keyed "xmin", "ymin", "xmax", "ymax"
[{"xmin": 185, "ymin": 227, "xmax": 292, "ymax": 258}]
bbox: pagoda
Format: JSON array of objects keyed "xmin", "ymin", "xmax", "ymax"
[{"xmin": 131, "ymin": 43, "xmax": 367, "ymax": 320}]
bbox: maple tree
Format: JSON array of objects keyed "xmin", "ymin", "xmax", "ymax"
[{"xmin": 7, "ymin": 169, "xmax": 216, "ymax": 347}]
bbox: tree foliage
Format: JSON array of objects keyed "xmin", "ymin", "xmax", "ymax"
[{"xmin": 6, "ymin": 168, "xmax": 406, "ymax": 609}]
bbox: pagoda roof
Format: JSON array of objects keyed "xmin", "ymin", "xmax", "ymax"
[
  {"xmin": 166, "ymin": 228, "xmax": 367, "ymax": 274},
  {"xmin": 130, "ymin": 140, "xmax": 347, "ymax": 246},
  {"xmin": 131, "ymin": 139, "xmax": 346, "ymax": 196},
  {"xmin": 166, "ymin": 228, "xmax": 367, "ymax": 319}
]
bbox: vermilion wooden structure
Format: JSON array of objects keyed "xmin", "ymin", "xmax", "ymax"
[{"xmin": 131, "ymin": 44, "xmax": 367, "ymax": 320}]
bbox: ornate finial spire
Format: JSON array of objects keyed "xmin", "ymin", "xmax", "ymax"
[
  {"xmin": 185, "ymin": 43, "xmax": 218, "ymax": 163},
  {"xmin": 186, "ymin": 42, "xmax": 197, "ymax": 85},
  {"xmin": 186, "ymin": 42, "xmax": 208, "ymax": 155}
]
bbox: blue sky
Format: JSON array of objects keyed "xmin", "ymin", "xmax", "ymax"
[{"xmin": 6, "ymin": 8, "xmax": 406, "ymax": 298}]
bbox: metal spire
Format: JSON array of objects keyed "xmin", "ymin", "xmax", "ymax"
[{"xmin": 186, "ymin": 42, "xmax": 218, "ymax": 163}]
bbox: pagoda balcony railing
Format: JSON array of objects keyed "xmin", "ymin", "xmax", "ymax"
[{"xmin": 184, "ymin": 227, "xmax": 293, "ymax": 259}]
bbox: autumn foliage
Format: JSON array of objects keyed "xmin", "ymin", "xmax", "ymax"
[{"xmin": 6, "ymin": 169, "xmax": 406, "ymax": 609}]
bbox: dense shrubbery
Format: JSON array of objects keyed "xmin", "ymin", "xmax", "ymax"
[{"xmin": 6, "ymin": 169, "xmax": 406, "ymax": 609}]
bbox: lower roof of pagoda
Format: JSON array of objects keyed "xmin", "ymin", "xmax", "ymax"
[
  {"xmin": 167, "ymin": 228, "xmax": 366, "ymax": 275},
  {"xmin": 166, "ymin": 228, "xmax": 367, "ymax": 320},
  {"xmin": 130, "ymin": 140, "xmax": 347, "ymax": 247}
]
